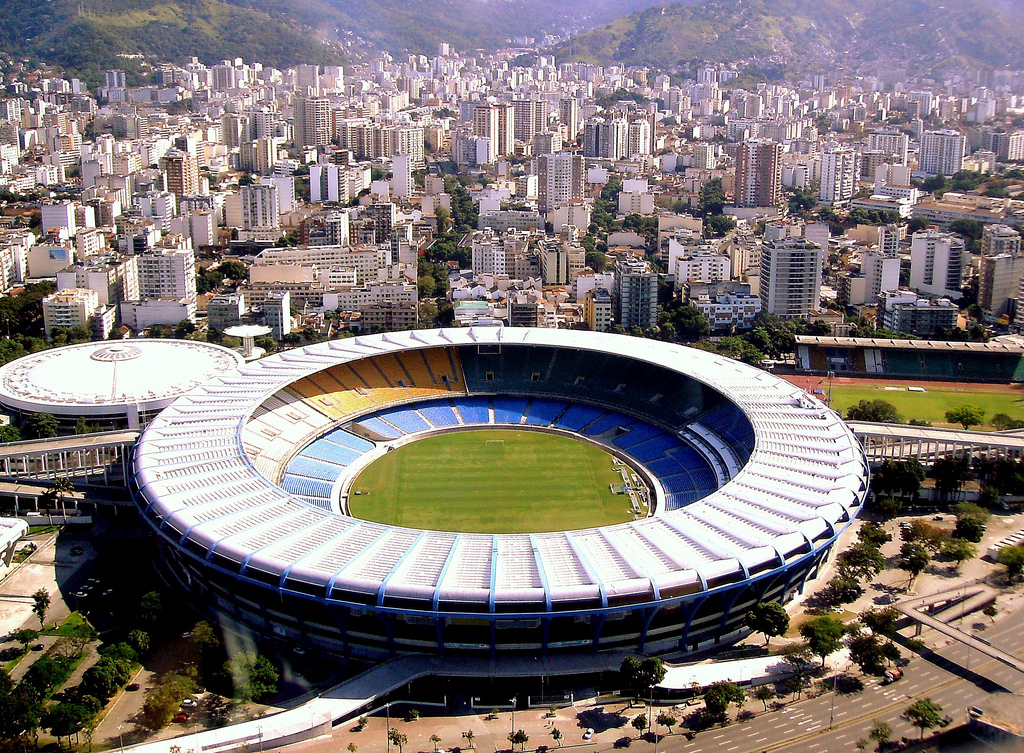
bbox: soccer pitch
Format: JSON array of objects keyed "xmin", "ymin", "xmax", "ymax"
[
  {"xmin": 348, "ymin": 429, "xmax": 634, "ymax": 533},
  {"xmin": 826, "ymin": 382, "xmax": 1024, "ymax": 429}
]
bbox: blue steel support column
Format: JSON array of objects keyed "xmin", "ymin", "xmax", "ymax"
[
  {"xmin": 716, "ymin": 585, "xmax": 746, "ymax": 641},
  {"xmin": 680, "ymin": 595, "xmax": 708, "ymax": 651},
  {"xmin": 638, "ymin": 607, "xmax": 659, "ymax": 654},
  {"xmin": 591, "ymin": 614, "xmax": 606, "ymax": 653}
]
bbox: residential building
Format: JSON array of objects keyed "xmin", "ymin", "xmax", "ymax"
[
  {"xmin": 294, "ymin": 96, "xmax": 333, "ymax": 148},
  {"xmin": 909, "ymin": 230, "xmax": 965, "ymax": 299},
  {"xmin": 981, "ymin": 225, "xmax": 1022, "ymax": 257},
  {"xmin": 42, "ymin": 288, "xmax": 100, "ymax": 338},
  {"xmin": 537, "ymin": 152, "xmax": 584, "ymax": 214},
  {"xmin": 880, "ymin": 290, "xmax": 959, "ymax": 336},
  {"xmin": 734, "ymin": 139, "xmax": 782, "ymax": 208},
  {"xmin": 160, "ymin": 148, "xmax": 199, "ymax": 197},
  {"xmin": 979, "ymin": 253, "xmax": 1024, "ymax": 317},
  {"xmin": 207, "ymin": 292, "xmax": 245, "ymax": 331},
  {"xmin": 758, "ymin": 238, "xmax": 823, "ymax": 318},
  {"xmin": 583, "ymin": 287, "xmax": 613, "ymax": 332},
  {"xmin": 819, "ymin": 148, "xmax": 859, "ymax": 206},
  {"xmin": 919, "ymin": 130, "xmax": 966, "ymax": 176},
  {"xmin": 613, "ymin": 258, "xmax": 657, "ymax": 330},
  {"xmin": 693, "ymin": 288, "xmax": 762, "ymax": 331},
  {"xmin": 264, "ymin": 290, "xmax": 292, "ymax": 339}
]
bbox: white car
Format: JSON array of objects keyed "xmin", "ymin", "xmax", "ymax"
[
  {"xmin": 582, "ymin": 729, "xmax": 594, "ymax": 740},
  {"xmin": 181, "ymin": 698, "xmax": 198, "ymax": 709}
]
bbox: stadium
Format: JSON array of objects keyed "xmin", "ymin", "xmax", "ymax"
[{"xmin": 130, "ymin": 328, "xmax": 869, "ymax": 662}]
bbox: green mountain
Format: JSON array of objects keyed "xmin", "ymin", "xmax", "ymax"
[
  {"xmin": 553, "ymin": 0, "xmax": 1024, "ymax": 77},
  {"xmin": 0, "ymin": 0, "xmax": 673, "ymax": 86},
  {"xmin": 0, "ymin": 0, "xmax": 345, "ymax": 85}
]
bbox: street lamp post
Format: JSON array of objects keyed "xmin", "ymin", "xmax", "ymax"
[
  {"xmin": 117, "ymin": 725, "xmax": 124, "ymax": 753},
  {"xmin": 257, "ymin": 725, "xmax": 263, "ymax": 753},
  {"xmin": 193, "ymin": 723, "xmax": 199, "ymax": 753},
  {"xmin": 386, "ymin": 702, "xmax": 391, "ymax": 753},
  {"xmin": 510, "ymin": 696, "xmax": 517, "ymax": 738}
]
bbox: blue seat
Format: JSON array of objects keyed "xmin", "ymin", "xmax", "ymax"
[
  {"xmin": 300, "ymin": 440, "xmax": 361, "ymax": 466},
  {"xmin": 323, "ymin": 429, "xmax": 374, "ymax": 453},
  {"xmin": 583, "ymin": 412, "xmax": 634, "ymax": 437},
  {"xmin": 553, "ymin": 404, "xmax": 606, "ymax": 432},
  {"xmin": 356, "ymin": 417, "xmax": 404, "ymax": 439},
  {"xmin": 418, "ymin": 401, "xmax": 460, "ymax": 428},
  {"xmin": 457, "ymin": 397, "xmax": 491, "ymax": 424},
  {"xmin": 612, "ymin": 423, "xmax": 662, "ymax": 450},
  {"xmin": 280, "ymin": 475, "xmax": 334, "ymax": 499},
  {"xmin": 377, "ymin": 406, "xmax": 431, "ymax": 434},
  {"xmin": 524, "ymin": 399, "xmax": 566, "ymax": 426},
  {"xmin": 286, "ymin": 456, "xmax": 344, "ymax": 481},
  {"xmin": 492, "ymin": 397, "xmax": 529, "ymax": 425}
]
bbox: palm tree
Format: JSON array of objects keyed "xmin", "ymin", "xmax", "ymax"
[{"xmin": 51, "ymin": 476, "xmax": 74, "ymax": 520}]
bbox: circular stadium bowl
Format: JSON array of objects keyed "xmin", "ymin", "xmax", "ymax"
[{"xmin": 131, "ymin": 328, "xmax": 869, "ymax": 662}]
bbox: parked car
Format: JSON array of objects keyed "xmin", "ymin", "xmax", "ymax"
[
  {"xmin": 181, "ymin": 698, "xmax": 198, "ymax": 708},
  {"xmin": 582, "ymin": 729, "xmax": 594, "ymax": 740},
  {"xmin": 126, "ymin": 683, "xmax": 140, "ymax": 692}
]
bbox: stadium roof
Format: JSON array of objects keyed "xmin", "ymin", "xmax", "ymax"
[
  {"xmin": 0, "ymin": 340, "xmax": 244, "ymax": 419},
  {"xmin": 795, "ymin": 336, "xmax": 1024, "ymax": 353},
  {"xmin": 132, "ymin": 328, "xmax": 868, "ymax": 614}
]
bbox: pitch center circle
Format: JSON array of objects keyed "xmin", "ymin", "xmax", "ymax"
[{"xmin": 346, "ymin": 427, "xmax": 648, "ymax": 534}]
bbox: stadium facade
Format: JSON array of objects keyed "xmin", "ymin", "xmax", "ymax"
[{"xmin": 131, "ymin": 328, "xmax": 868, "ymax": 662}]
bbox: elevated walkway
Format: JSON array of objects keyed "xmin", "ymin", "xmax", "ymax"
[
  {"xmin": 849, "ymin": 421, "xmax": 1024, "ymax": 464},
  {"xmin": 894, "ymin": 583, "xmax": 1024, "ymax": 674}
]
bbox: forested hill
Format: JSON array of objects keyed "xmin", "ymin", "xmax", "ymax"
[{"xmin": 552, "ymin": 0, "xmax": 1024, "ymax": 77}]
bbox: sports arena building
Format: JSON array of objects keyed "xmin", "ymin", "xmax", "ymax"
[
  {"xmin": 131, "ymin": 328, "xmax": 868, "ymax": 662},
  {"xmin": 0, "ymin": 340, "xmax": 245, "ymax": 430}
]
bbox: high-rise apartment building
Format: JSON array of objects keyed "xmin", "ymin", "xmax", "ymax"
[
  {"xmin": 583, "ymin": 118, "xmax": 627, "ymax": 160},
  {"xmin": 979, "ymin": 253, "xmax": 1024, "ymax": 317},
  {"xmin": 919, "ymin": 130, "xmax": 966, "ymax": 177},
  {"xmin": 240, "ymin": 183, "xmax": 280, "ymax": 230},
  {"xmin": 158, "ymin": 147, "xmax": 198, "ymax": 197},
  {"xmin": 819, "ymin": 148, "xmax": 860, "ymax": 206},
  {"xmin": 473, "ymin": 103, "xmax": 515, "ymax": 161},
  {"xmin": 613, "ymin": 258, "xmax": 658, "ymax": 330},
  {"xmin": 138, "ymin": 246, "xmax": 197, "ymax": 303},
  {"xmin": 909, "ymin": 230, "xmax": 965, "ymax": 299},
  {"xmin": 758, "ymin": 238, "xmax": 823, "ymax": 318},
  {"xmin": 981, "ymin": 224, "xmax": 1022, "ymax": 257},
  {"xmin": 293, "ymin": 96, "xmax": 333, "ymax": 148},
  {"xmin": 512, "ymin": 100, "xmax": 549, "ymax": 143},
  {"xmin": 735, "ymin": 139, "xmax": 783, "ymax": 208},
  {"xmin": 559, "ymin": 98, "xmax": 580, "ymax": 141},
  {"xmin": 868, "ymin": 130, "xmax": 910, "ymax": 165},
  {"xmin": 536, "ymin": 152, "xmax": 584, "ymax": 214}
]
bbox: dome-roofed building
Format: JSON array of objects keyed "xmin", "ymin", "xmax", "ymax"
[{"xmin": 0, "ymin": 340, "xmax": 244, "ymax": 431}]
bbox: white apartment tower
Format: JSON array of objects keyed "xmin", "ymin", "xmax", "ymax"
[
  {"xmin": 537, "ymin": 153, "xmax": 584, "ymax": 214},
  {"xmin": 759, "ymin": 238, "xmax": 823, "ymax": 318},
  {"xmin": 819, "ymin": 148, "xmax": 860, "ymax": 206},
  {"xmin": 909, "ymin": 230, "xmax": 965, "ymax": 299},
  {"xmin": 919, "ymin": 130, "xmax": 966, "ymax": 177}
]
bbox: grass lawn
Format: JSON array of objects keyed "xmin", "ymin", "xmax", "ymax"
[
  {"xmin": 828, "ymin": 384, "xmax": 1024, "ymax": 429},
  {"xmin": 43, "ymin": 611, "xmax": 92, "ymax": 637},
  {"xmin": 349, "ymin": 429, "xmax": 633, "ymax": 533}
]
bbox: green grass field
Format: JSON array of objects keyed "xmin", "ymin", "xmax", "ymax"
[
  {"xmin": 348, "ymin": 429, "xmax": 633, "ymax": 533},
  {"xmin": 828, "ymin": 384, "xmax": 1024, "ymax": 429}
]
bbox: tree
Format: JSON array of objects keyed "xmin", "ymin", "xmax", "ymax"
[
  {"xmin": 744, "ymin": 601, "xmax": 789, "ymax": 645},
  {"xmin": 753, "ymin": 685, "xmax": 774, "ymax": 712},
  {"xmin": 462, "ymin": 730, "xmax": 475, "ymax": 749},
  {"xmin": 23, "ymin": 412, "xmax": 59, "ymax": 440},
  {"xmin": 703, "ymin": 682, "xmax": 745, "ymax": 720},
  {"xmin": 869, "ymin": 720, "xmax": 892, "ymax": 749},
  {"xmin": 44, "ymin": 702, "xmax": 91, "ymax": 746},
  {"xmin": 0, "ymin": 423, "xmax": 19, "ymax": 442},
  {"xmin": 848, "ymin": 632, "xmax": 887, "ymax": 675},
  {"xmin": 404, "ymin": 708, "xmax": 420, "ymax": 723},
  {"xmin": 193, "ymin": 620, "xmax": 221, "ymax": 652},
  {"xmin": 998, "ymin": 545, "xmax": 1024, "ymax": 578},
  {"xmin": 127, "ymin": 629, "xmax": 150, "ymax": 656},
  {"xmin": 551, "ymin": 727, "xmax": 563, "ymax": 746},
  {"xmin": 836, "ymin": 543, "xmax": 886, "ymax": 580},
  {"xmin": 953, "ymin": 516, "xmax": 985, "ymax": 543},
  {"xmin": 800, "ymin": 614, "xmax": 847, "ymax": 667},
  {"xmin": 945, "ymin": 405, "xmax": 985, "ymax": 430},
  {"xmin": 508, "ymin": 730, "xmax": 529, "ymax": 750},
  {"xmin": 847, "ymin": 400, "xmax": 901, "ymax": 423},
  {"xmin": 32, "ymin": 588, "xmax": 50, "ymax": 629},
  {"xmin": 899, "ymin": 542, "xmax": 930, "ymax": 588},
  {"xmin": 389, "ymin": 729, "xmax": 409, "ymax": 753},
  {"xmin": 983, "ymin": 603, "xmax": 998, "ymax": 622},
  {"xmin": 655, "ymin": 713, "xmax": 676, "ymax": 734},
  {"xmin": 138, "ymin": 591, "xmax": 163, "ymax": 630},
  {"xmin": 871, "ymin": 459, "xmax": 926, "ymax": 500},
  {"xmin": 429, "ymin": 734, "xmax": 442, "ymax": 752},
  {"xmin": 619, "ymin": 656, "xmax": 665, "ymax": 704},
  {"xmin": 13, "ymin": 628, "xmax": 38, "ymax": 651},
  {"xmin": 142, "ymin": 672, "xmax": 195, "ymax": 730},
  {"xmin": 860, "ymin": 607, "xmax": 900, "ymax": 639},
  {"xmin": 858, "ymin": 522, "xmax": 892, "ymax": 549},
  {"xmin": 940, "ymin": 538, "xmax": 977, "ymax": 571},
  {"xmin": 905, "ymin": 697, "xmax": 943, "ymax": 739},
  {"xmin": 822, "ymin": 575, "xmax": 863, "ymax": 606},
  {"xmin": 224, "ymin": 652, "xmax": 278, "ymax": 702},
  {"xmin": 630, "ymin": 713, "xmax": 648, "ymax": 738},
  {"xmin": 348, "ymin": 744, "xmax": 358, "ymax": 753}
]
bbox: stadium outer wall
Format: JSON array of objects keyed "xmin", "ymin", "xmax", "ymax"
[{"xmin": 130, "ymin": 328, "xmax": 869, "ymax": 665}]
